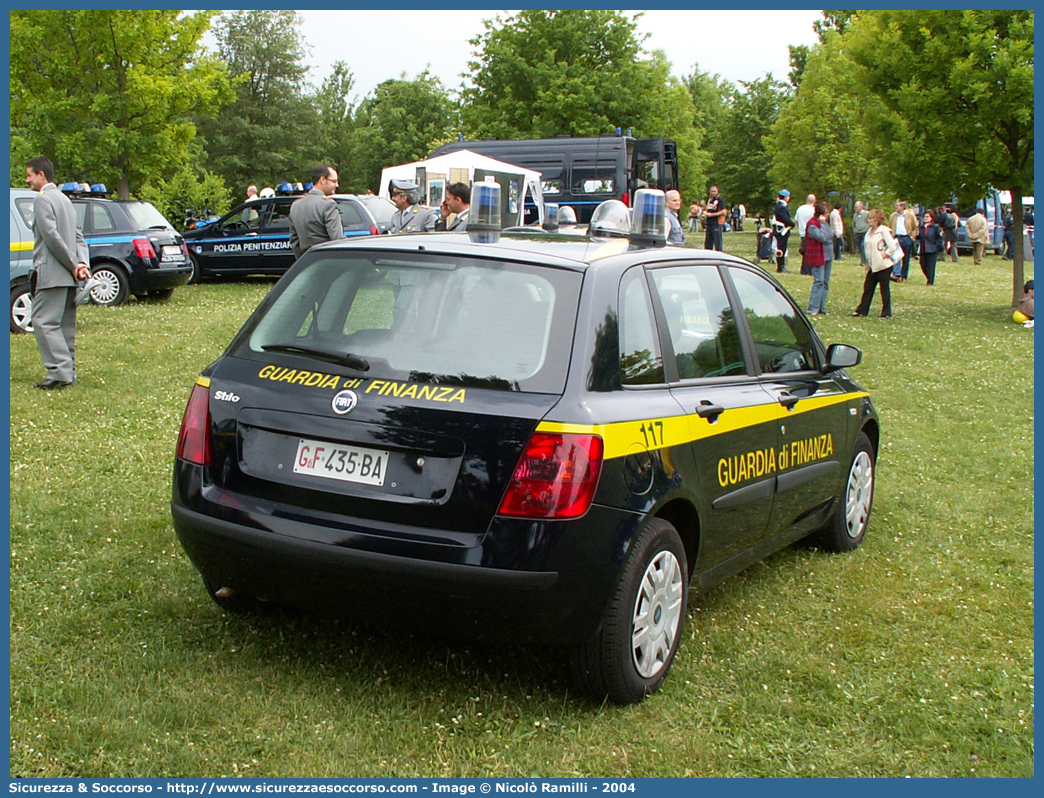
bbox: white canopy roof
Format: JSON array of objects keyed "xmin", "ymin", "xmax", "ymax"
[
  {"xmin": 999, "ymin": 191, "xmax": 1034, "ymax": 206},
  {"xmin": 379, "ymin": 149, "xmax": 545, "ymax": 225}
]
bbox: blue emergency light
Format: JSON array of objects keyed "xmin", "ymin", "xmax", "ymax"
[
  {"xmin": 630, "ymin": 188, "xmax": 667, "ymax": 246},
  {"xmin": 469, "ymin": 181, "xmax": 502, "ymax": 243},
  {"xmin": 543, "ymin": 203, "xmax": 560, "ymax": 231}
]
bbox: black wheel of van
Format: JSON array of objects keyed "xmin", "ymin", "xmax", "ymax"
[
  {"xmin": 10, "ymin": 282, "xmax": 33, "ymax": 333},
  {"xmin": 810, "ymin": 432, "xmax": 875, "ymax": 553},
  {"xmin": 202, "ymin": 577, "xmax": 261, "ymax": 614},
  {"xmin": 572, "ymin": 518, "xmax": 687, "ymax": 704}
]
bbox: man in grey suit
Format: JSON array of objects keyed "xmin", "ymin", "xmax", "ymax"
[
  {"xmin": 288, "ymin": 165, "xmax": 344, "ymax": 259},
  {"xmin": 26, "ymin": 156, "xmax": 90, "ymax": 389},
  {"xmin": 444, "ymin": 182, "xmax": 470, "ymax": 231}
]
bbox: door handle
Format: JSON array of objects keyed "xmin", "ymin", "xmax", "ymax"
[
  {"xmin": 695, "ymin": 401, "xmax": 724, "ymax": 421},
  {"xmin": 777, "ymin": 391, "xmax": 800, "ymax": 409}
]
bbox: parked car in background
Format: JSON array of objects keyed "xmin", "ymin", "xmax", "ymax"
[
  {"xmin": 9, "ymin": 185, "xmax": 193, "ymax": 331},
  {"xmin": 10, "ymin": 188, "xmax": 36, "ymax": 332},
  {"xmin": 182, "ymin": 190, "xmax": 380, "ymax": 282},
  {"xmin": 356, "ymin": 194, "xmax": 397, "ymax": 234}
]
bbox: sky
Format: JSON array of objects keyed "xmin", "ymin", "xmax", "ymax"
[{"xmin": 291, "ymin": 9, "xmax": 823, "ymax": 102}]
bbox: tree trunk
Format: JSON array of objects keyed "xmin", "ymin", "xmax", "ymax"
[
  {"xmin": 1010, "ymin": 189, "xmax": 1025, "ymax": 307},
  {"xmin": 117, "ymin": 175, "xmax": 131, "ymax": 201}
]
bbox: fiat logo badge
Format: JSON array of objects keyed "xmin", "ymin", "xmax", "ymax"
[{"xmin": 331, "ymin": 389, "xmax": 358, "ymax": 415}]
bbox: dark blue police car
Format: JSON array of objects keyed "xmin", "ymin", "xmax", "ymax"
[
  {"xmin": 181, "ymin": 185, "xmax": 380, "ymax": 283},
  {"xmin": 65, "ymin": 184, "xmax": 192, "ymax": 306},
  {"xmin": 171, "ymin": 188, "xmax": 880, "ymax": 704}
]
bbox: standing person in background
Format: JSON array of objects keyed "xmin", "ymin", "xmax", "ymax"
[
  {"xmin": 242, "ymin": 184, "xmax": 260, "ymax": 225},
  {"xmin": 804, "ymin": 201, "xmax": 834, "ymax": 316},
  {"xmin": 444, "ymin": 182, "xmax": 471, "ymax": 231},
  {"xmin": 665, "ymin": 190, "xmax": 685, "ymax": 245},
  {"xmin": 772, "ymin": 190, "xmax": 794, "ymax": 273},
  {"xmin": 853, "ymin": 201, "xmax": 870, "ymax": 267},
  {"xmin": 966, "ymin": 208, "xmax": 990, "ymax": 266},
  {"xmin": 388, "ymin": 179, "xmax": 437, "ymax": 234},
  {"xmin": 703, "ymin": 185, "xmax": 726, "ymax": 251},
  {"xmin": 852, "ymin": 209, "xmax": 902, "ymax": 319},
  {"xmin": 1002, "ymin": 211, "xmax": 1015, "ymax": 260},
  {"xmin": 738, "ymin": 203, "xmax": 746, "ymax": 231},
  {"xmin": 25, "ymin": 156, "xmax": 91, "ymax": 389},
  {"xmin": 829, "ymin": 203, "xmax": 845, "ymax": 260},
  {"xmin": 794, "ymin": 194, "xmax": 816, "ymax": 276},
  {"xmin": 918, "ymin": 208, "xmax": 944, "ymax": 286},
  {"xmin": 940, "ymin": 203, "xmax": 960, "ymax": 262},
  {"xmin": 688, "ymin": 201, "xmax": 701, "ymax": 233},
  {"xmin": 888, "ymin": 200, "xmax": 918, "ymax": 282},
  {"xmin": 288, "ymin": 165, "xmax": 344, "ymax": 259}
]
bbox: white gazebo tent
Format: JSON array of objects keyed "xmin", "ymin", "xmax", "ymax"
[{"xmin": 379, "ymin": 149, "xmax": 545, "ymax": 228}]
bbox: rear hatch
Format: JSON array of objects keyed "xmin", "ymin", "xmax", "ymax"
[
  {"xmin": 206, "ymin": 246, "xmax": 583, "ymax": 542},
  {"xmin": 121, "ymin": 201, "xmax": 189, "ymax": 266}
]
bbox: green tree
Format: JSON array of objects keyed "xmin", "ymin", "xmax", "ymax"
[
  {"xmin": 346, "ymin": 73, "xmax": 457, "ymax": 194},
  {"xmin": 311, "ymin": 61, "xmax": 359, "ymax": 187},
  {"xmin": 766, "ymin": 32, "xmax": 893, "ymax": 231},
  {"xmin": 10, "ymin": 10, "xmax": 232, "ymax": 199},
  {"xmin": 845, "ymin": 10, "xmax": 1034, "ymax": 302},
  {"xmin": 196, "ymin": 10, "xmax": 319, "ymax": 191},
  {"xmin": 711, "ymin": 76, "xmax": 787, "ymax": 219},
  {"xmin": 461, "ymin": 10, "xmax": 707, "ymax": 199}
]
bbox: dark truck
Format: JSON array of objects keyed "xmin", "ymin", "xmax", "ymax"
[{"xmin": 430, "ymin": 132, "xmax": 678, "ymax": 224}]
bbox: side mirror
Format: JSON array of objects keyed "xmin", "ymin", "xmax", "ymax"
[{"xmin": 823, "ymin": 343, "xmax": 862, "ymax": 372}]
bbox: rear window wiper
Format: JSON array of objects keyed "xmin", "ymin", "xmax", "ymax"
[{"xmin": 261, "ymin": 343, "xmax": 370, "ymax": 372}]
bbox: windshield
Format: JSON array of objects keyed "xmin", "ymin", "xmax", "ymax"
[
  {"xmin": 122, "ymin": 201, "xmax": 174, "ymax": 230},
  {"xmin": 237, "ymin": 251, "xmax": 581, "ymax": 393}
]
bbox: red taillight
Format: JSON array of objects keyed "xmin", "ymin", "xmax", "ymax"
[
  {"xmin": 498, "ymin": 433, "xmax": 604, "ymax": 519},
  {"xmin": 621, "ymin": 191, "xmax": 630, "ymax": 208},
  {"xmin": 369, "ymin": 224, "xmax": 379, "ymax": 235},
  {"xmin": 176, "ymin": 383, "xmax": 211, "ymax": 465},
  {"xmin": 181, "ymin": 241, "xmax": 190, "ymax": 258},
  {"xmin": 133, "ymin": 238, "xmax": 157, "ymax": 259}
]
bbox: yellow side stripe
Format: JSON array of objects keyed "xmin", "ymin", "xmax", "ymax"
[
  {"xmin": 538, "ymin": 391, "xmax": 868, "ymax": 461},
  {"xmin": 10, "ymin": 241, "xmax": 33, "ymax": 252}
]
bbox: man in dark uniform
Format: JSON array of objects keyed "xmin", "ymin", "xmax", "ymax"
[
  {"xmin": 288, "ymin": 165, "xmax": 343, "ymax": 259},
  {"xmin": 389, "ymin": 179, "xmax": 437, "ymax": 234},
  {"xmin": 703, "ymin": 185, "xmax": 726, "ymax": 251},
  {"xmin": 773, "ymin": 189, "xmax": 794, "ymax": 273}
]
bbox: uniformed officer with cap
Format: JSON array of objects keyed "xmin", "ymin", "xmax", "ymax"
[{"xmin": 389, "ymin": 179, "xmax": 437, "ymax": 234}]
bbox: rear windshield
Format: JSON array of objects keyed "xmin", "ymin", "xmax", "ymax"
[
  {"xmin": 360, "ymin": 197, "xmax": 396, "ymax": 224},
  {"xmin": 122, "ymin": 201, "xmax": 173, "ymax": 230},
  {"xmin": 235, "ymin": 252, "xmax": 581, "ymax": 393}
]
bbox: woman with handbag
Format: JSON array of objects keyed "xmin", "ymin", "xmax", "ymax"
[
  {"xmin": 804, "ymin": 202, "xmax": 833, "ymax": 316},
  {"xmin": 852, "ymin": 209, "xmax": 902, "ymax": 319},
  {"xmin": 919, "ymin": 208, "xmax": 944, "ymax": 286}
]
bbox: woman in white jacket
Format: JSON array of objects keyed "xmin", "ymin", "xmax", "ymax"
[{"xmin": 852, "ymin": 209, "xmax": 902, "ymax": 319}]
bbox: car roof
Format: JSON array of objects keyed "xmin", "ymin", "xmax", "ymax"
[{"xmin": 307, "ymin": 230, "xmax": 756, "ymax": 273}]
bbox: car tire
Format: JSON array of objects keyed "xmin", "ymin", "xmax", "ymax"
[
  {"xmin": 89, "ymin": 263, "xmax": 130, "ymax": 307},
  {"xmin": 809, "ymin": 431, "xmax": 875, "ymax": 553},
  {"xmin": 188, "ymin": 254, "xmax": 203, "ymax": 285},
  {"xmin": 145, "ymin": 288, "xmax": 175, "ymax": 302},
  {"xmin": 572, "ymin": 518, "xmax": 688, "ymax": 704},
  {"xmin": 202, "ymin": 577, "xmax": 262, "ymax": 614},
  {"xmin": 10, "ymin": 282, "xmax": 33, "ymax": 334}
]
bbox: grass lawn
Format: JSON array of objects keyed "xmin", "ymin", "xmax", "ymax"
[{"xmin": 9, "ymin": 237, "xmax": 1034, "ymax": 778}]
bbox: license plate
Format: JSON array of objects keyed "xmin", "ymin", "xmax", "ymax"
[
  {"xmin": 292, "ymin": 437, "xmax": 389, "ymax": 487},
  {"xmin": 161, "ymin": 245, "xmax": 182, "ymax": 262}
]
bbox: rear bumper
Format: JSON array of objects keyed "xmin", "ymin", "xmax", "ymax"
[
  {"xmin": 131, "ymin": 262, "xmax": 193, "ymax": 293},
  {"xmin": 171, "ymin": 476, "xmax": 640, "ymax": 643}
]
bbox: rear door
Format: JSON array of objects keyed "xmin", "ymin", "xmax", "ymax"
[
  {"xmin": 724, "ymin": 265, "xmax": 850, "ymax": 539},
  {"xmin": 631, "ymin": 138, "xmax": 677, "ymax": 195},
  {"xmin": 257, "ymin": 198, "xmax": 295, "ymax": 271},
  {"xmin": 646, "ymin": 262, "xmax": 779, "ymax": 568},
  {"xmin": 197, "ymin": 200, "xmax": 269, "ymax": 274}
]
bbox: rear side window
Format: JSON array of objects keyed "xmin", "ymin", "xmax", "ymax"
[
  {"xmin": 14, "ymin": 197, "xmax": 35, "ymax": 228},
  {"xmin": 649, "ymin": 265, "xmax": 746, "ymax": 379},
  {"xmin": 619, "ymin": 268, "xmax": 663, "ymax": 385},
  {"xmin": 572, "ymin": 165, "xmax": 616, "ymax": 195},
  {"xmin": 122, "ymin": 201, "xmax": 172, "ymax": 230},
  {"xmin": 89, "ymin": 203, "xmax": 116, "ymax": 232},
  {"xmin": 266, "ymin": 201, "xmax": 292, "ymax": 234},
  {"xmin": 727, "ymin": 267, "xmax": 817, "ymax": 374},
  {"xmin": 241, "ymin": 254, "xmax": 581, "ymax": 394},
  {"xmin": 337, "ymin": 201, "xmax": 366, "ymax": 229}
]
